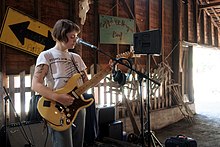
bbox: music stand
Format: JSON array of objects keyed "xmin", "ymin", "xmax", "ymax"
[{"xmin": 134, "ymin": 29, "xmax": 163, "ymax": 147}]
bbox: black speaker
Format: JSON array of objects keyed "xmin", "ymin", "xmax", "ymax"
[
  {"xmin": 108, "ymin": 121, "xmax": 123, "ymax": 140},
  {"xmin": 6, "ymin": 122, "xmax": 52, "ymax": 147},
  {"xmin": 98, "ymin": 121, "xmax": 123, "ymax": 140},
  {"xmin": 133, "ymin": 29, "xmax": 161, "ymax": 55},
  {"xmin": 96, "ymin": 106, "xmax": 116, "ymax": 125}
]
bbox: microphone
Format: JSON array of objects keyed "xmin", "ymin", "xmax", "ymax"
[{"xmin": 76, "ymin": 37, "xmax": 97, "ymax": 49}]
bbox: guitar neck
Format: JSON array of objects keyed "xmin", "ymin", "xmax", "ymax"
[{"xmin": 75, "ymin": 65, "xmax": 111, "ymax": 95}]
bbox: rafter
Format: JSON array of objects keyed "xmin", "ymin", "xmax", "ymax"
[{"xmin": 199, "ymin": 2, "xmax": 220, "ymax": 9}]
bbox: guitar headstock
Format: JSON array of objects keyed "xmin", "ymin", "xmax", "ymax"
[{"xmin": 116, "ymin": 51, "xmax": 134, "ymax": 59}]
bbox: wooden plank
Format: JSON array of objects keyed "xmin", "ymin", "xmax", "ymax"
[
  {"xmin": 103, "ymin": 78, "xmax": 107, "ymax": 105},
  {"xmin": 200, "ymin": 10, "xmax": 205, "ymax": 44},
  {"xmin": 20, "ymin": 71, "xmax": 26, "ymax": 121},
  {"xmin": 165, "ymin": 72, "xmax": 168, "ymax": 107},
  {"xmin": 30, "ymin": 65, "xmax": 35, "ymax": 96},
  {"xmin": 123, "ymin": 0, "xmax": 140, "ymax": 32},
  {"xmin": 0, "ymin": 73, "xmax": 3, "ymax": 126},
  {"xmin": 184, "ymin": 0, "xmax": 188, "ymax": 41},
  {"xmin": 188, "ymin": 46, "xmax": 193, "ymax": 102},
  {"xmin": 145, "ymin": 0, "xmax": 149, "ymax": 29},
  {"xmin": 193, "ymin": 0, "xmax": 198, "ymax": 43},
  {"xmin": 34, "ymin": 0, "xmax": 41, "ymax": 19},
  {"xmin": 199, "ymin": 2, "xmax": 220, "ymax": 9},
  {"xmin": 168, "ymin": 70, "xmax": 172, "ymax": 107},
  {"xmin": 172, "ymin": 0, "xmax": 182, "ymax": 83},
  {"xmin": 9, "ymin": 75, "xmax": 15, "ymax": 123}
]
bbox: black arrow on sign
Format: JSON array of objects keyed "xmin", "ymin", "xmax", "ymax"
[{"xmin": 9, "ymin": 21, "xmax": 55, "ymax": 51}]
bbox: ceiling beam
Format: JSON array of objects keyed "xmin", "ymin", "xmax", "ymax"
[{"xmin": 199, "ymin": 2, "xmax": 220, "ymax": 9}]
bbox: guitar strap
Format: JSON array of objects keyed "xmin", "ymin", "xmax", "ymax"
[{"xmin": 70, "ymin": 53, "xmax": 81, "ymax": 74}]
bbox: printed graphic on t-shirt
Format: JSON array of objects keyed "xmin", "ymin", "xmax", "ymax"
[{"xmin": 49, "ymin": 57, "xmax": 78, "ymax": 86}]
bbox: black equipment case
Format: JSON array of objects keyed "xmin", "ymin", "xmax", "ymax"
[{"xmin": 165, "ymin": 135, "xmax": 197, "ymax": 147}]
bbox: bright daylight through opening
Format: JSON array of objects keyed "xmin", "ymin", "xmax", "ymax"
[{"xmin": 193, "ymin": 45, "xmax": 220, "ymax": 118}]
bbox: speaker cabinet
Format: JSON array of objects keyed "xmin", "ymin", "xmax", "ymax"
[
  {"xmin": 96, "ymin": 106, "xmax": 116, "ymax": 125},
  {"xmin": 108, "ymin": 121, "xmax": 123, "ymax": 140},
  {"xmin": 6, "ymin": 122, "xmax": 52, "ymax": 147},
  {"xmin": 98, "ymin": 121, "xmax": 123, "ymax": 140},
  {"xmin": 133, "ymin": 29, "xmax": 161, "ymax": 55}
]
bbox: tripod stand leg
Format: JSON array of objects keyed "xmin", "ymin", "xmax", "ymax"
[{"xmin": 150, "ymin": 131, "xmax": 163, "ymax": 147}]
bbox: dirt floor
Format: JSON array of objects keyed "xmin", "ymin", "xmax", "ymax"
[
  {"xmin": 94, "ymin": 113, "xmax": 220, "ymax": 147},
  {"xmin": 154, "ymin": 114, "xmax": 220, "ymax": 147}
]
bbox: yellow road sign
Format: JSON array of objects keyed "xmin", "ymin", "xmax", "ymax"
[{"xmin": 0, "ymin": 7, "xmax": 55, "ymax": 56}]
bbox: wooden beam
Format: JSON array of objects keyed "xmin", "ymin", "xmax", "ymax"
[
  {"xmin": 34, "ymin": 0, "xmax": 41, "ymax": 20},
  {"xmin": 198, "ymin": 0, "xmax": 220, "ymax": 29},
  {"xmin": 210, "ymin": 7, "xmax": 220, "ymax": 24},
  {"xmin": 159, "ymin": 0, "xmax": 164, "ymax": 62},
  {"xmin": 0, "ymin": 0, "xmax": 7, "ymax": 82},
  {"xmin": 192, "ymin": 0, "xmax": 198, "ymax": 42},
  {"xmin": 0, "ymin": 0, "xmax": 6, "ymax": 133},
  {"xmin": 145, "ymin": 0, "xmax": 149, "ymax": 30},
  {"xmin": 172, "ymin": 0, "xmax": 182, "ymax": 84},
  {"xmin": 184, "ymin": 0, "xmax": 188, "ymax": 41},
  {"xmin": 200, "ymin": 9, "xmax": 205, "ymax": 44},
  {"xmin": 122, "ymin": 0, "xmax": 140, "ymax": 32},
  {"xmin": 94, "ymin": 0, "xmax": 99, "ymax": 74},
  {"xmin": 69, "ymin": 0, "xmax": 74, "ymax": 21},
  {"xmin": 199, "ymin": 2, "xmax": 220, "ymax": 9}
]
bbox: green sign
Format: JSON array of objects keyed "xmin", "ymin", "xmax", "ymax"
[{"xmin": 99, "ymin": 15, "xmax": 134, "ymax": 45}]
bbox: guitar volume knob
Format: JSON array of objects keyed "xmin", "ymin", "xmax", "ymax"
[{"xmin": 66, "ymin": 119, "xmax": 70, "ymax": 123}]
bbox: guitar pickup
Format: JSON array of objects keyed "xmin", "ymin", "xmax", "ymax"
[
  {"xmin": 43, "ymin": 100, "xmax": 51, "ymax": 107},
  {"xmin": 55, "ymin": 103, "xmax": 64, "ymax": 112}
]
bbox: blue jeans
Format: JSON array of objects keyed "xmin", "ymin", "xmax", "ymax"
[{"xmin": 49, "ymin": 108, "xmax": 86, "ymax": 147}]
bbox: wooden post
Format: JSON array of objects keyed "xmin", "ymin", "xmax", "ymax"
[
  {"xmin": 20, "ymin": 71, "xmax": 26, "ymax": 121},
  {"xmin": 9, "ymin": 75, "xmax": 15, "ymax": 123},
  {"xmin": 172, "ymin": 0, "xmax": 182, "ymax": 84}
]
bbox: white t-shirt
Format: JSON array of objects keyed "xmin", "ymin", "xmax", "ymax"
[{"xmin": 36, "ymin": 48, "xmax": 87, "ymax": 90}]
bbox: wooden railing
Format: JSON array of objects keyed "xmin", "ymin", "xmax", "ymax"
[{"xmin": 0, "ymin": 63, "xmax": 175, "ymax": 127}]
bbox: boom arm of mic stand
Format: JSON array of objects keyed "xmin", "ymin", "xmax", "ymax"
[{"xmin": 89, "ymin": 46, "xmax": 160, "ymax": 86}]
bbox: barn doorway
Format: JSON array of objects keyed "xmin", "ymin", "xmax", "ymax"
[{"xmin": 193, "ymin": 45, "xmax": 220, "ymax": 118}]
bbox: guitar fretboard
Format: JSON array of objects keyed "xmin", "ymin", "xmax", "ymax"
[{"xmin": 75, "ymin": 65, "xmax": 111, "ymax": 95}]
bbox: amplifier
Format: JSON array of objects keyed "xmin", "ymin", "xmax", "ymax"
[
  {"xmin": 96, "ymin": 105, "xmax": 116, "ymax": 125},
  {"xmin": 98, "ymin": 120, "xmax": 123, "ymax": 140},
  {"xmin": 108, "ymin": 121, "xmax": 123, "ymax": 140},
  {"xmin": 3, "ymin": 121, "xmax": 52, "ymax": 147}
]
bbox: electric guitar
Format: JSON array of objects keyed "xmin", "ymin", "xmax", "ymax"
[{"xmin": 37, "ymin": 51, "xmax": 133, "ymax": 131}]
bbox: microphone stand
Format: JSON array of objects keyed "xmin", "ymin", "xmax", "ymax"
[
  {"xmin": 84, "ymin": 45, "xmax": 160, "ymax": 85},
  {"xmin": 81, "ymin": 44, "xmax": 161, "ymax": 147},
  {"xmin": 3, "ymin": 87, "xmax": 9, "ymax": 147},
  {"xmin": 3, "ymin": 87, "xmax": 33, "ymax": 147}
]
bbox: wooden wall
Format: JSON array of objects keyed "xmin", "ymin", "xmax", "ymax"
[
  {"xmin": 0, "ymin": 0, "xmax": 220, "ymax": 90},
  {"xmin": 0, "ymin": 0, "xmax": 219, "ymax": 74}
]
